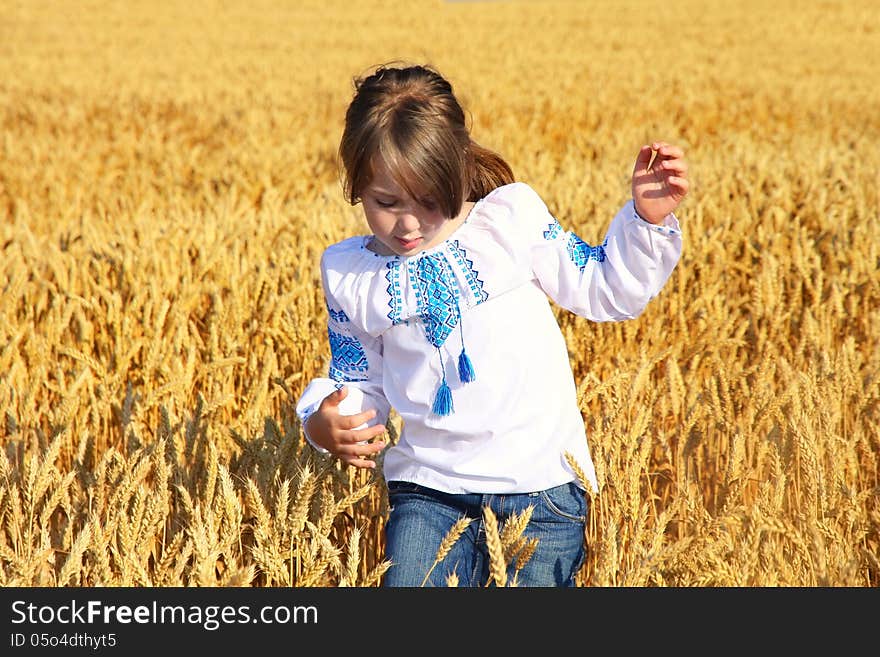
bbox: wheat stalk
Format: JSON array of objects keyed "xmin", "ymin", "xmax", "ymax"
[
  {"xmin": 482, "ymin": 506, "xmax": 507, "ymax": 588},
  {"xmin": 421, "ymin": 515, "xmax": 473, "ymax": 587}
]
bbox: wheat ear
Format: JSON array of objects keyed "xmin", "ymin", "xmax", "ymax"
[
  {"xmin": 483, "ymin": 506, "xmax": 507, "ymax": 587},
  {"xmin": 420, "ymin": 515, "xmax": 473, "ymax": 587}
]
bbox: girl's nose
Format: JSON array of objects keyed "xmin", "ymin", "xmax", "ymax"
[{"xmin": 396, "ymin": 211, "xmax": 421, "ymax": 233}]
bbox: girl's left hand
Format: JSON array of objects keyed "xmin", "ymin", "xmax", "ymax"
[{"xmin": 631, "ymin": 141, "xmax": 689, "ymax": 224}]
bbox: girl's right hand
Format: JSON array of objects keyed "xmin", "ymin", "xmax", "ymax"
[{"xmin": 303, "ymin": 386, "xmax": 387, "ymax": 469}]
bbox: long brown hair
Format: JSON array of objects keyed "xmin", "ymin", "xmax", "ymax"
[{"xmin": 338, "ymin": 62, "xmax": 514, "ymax": 218}]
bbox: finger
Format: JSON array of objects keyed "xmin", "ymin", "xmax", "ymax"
[
  {"xmin": 341, "ymin": 423, "xmax": 387, "ymax": 444},
  {"xmin": 650, "ymin": 142, "xmax": 687, "ymax": 170},
  {"xmin": 338, "ymin": 408, "xmax": 379, "ymax": 431},
  {"xmin": 363, "ymin": 423, "xmax": 388, "ymax": 441},
  {"xmin": 634, "ymin": 144, "xmax": 655, "ymax": 170},
  {"xmin": 339, "ymin": 439, "xmax": 386, "ymax": 467},
  {"xmin": 321, "ymin": 385, "xmax": 348, "ymax": 409},
  {"xmin": 345, "ymin": 438, "xmax": 387, "ymax": 457},
  {"xmin": 654, "ymin": 143, "xmax": 684, "ymax": 159},
  {"xmin": 636, "ymin": 144, "xmax": 654, "ymax": 166},
  {"xmin": 667, "ymin": 176, "xmax": 689, "ymax": 196},
  {"xmin": 658, "ymin": 158, "xmax": 688, "ymax": 175},
  {"xmin": 340, "ymin": 455, "xmax": 378, "ymax": 470}
]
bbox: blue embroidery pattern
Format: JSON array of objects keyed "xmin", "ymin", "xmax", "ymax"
[
  {"xmin": 543, "ymin": 220, "xmax": 563, "ymax": 240},
  {"xmin": 328, "ymin": 328, "xmax": 369, "ymax": 382},
  {"xmin": 326, "ymin": 304, "xmax": 349, "ymax": 324},
  {"xmin": 449, "ymin": 240, "xmax": 489, "ymax": 304},
  {"xmin": 385, "ymin": 259, "xmax": 405, "ymax": 325},
  {"xmin": 566, "ymin": 234, "xmax": 607, "ymax": 271},
  {"xmin": 409, "ymin": 253, "xmax": 460, "ymax": 348}
]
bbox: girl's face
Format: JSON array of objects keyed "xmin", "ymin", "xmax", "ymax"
[{"xmin": 360, "ymin": 157, "xmax": 454, "ymax": 257}]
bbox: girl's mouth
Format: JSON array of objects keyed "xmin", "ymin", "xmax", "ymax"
[{"xmin": 395, "ymin": 236, "xmax": 422, "ymax": 250}]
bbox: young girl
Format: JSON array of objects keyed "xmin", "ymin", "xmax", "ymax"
[{"xmin": 295, "ymin": 63, "xmax": 688, "ymax": 587}]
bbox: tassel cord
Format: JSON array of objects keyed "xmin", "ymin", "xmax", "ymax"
[{"xmin": 432, "ymin": 347, "xmax": 454, "ymax": 416}]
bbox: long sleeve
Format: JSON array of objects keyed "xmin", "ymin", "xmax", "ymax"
[
  {"xmin": 295, "ymin": 276, "xmax": 391, "ymax": 454},
  {"xmin": 512, "ymin": 184, "xmax": 682, "ymax": 321}
]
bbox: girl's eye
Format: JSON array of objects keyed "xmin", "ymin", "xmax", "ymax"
[
  {"xmin": 420, "ymin": 198, "xmax": 437, "ymax": 211},
  {"xmin": 375, "ymin": 198, "xmax": 395, "ymax": 208}
]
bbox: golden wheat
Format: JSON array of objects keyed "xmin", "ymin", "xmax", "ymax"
[
  {"xmin": 482, "ymin": 506, "xmax": 507, "ymax": 588},
  {"xmin": 0, "ymin": 0, "xmax": 877, "ymax": 587},
  {"xmin": 421, "ymin": 515, "xmax": 473, "ymax": 587}
]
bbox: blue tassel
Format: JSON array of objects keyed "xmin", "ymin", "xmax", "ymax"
[
  {"xmin": 432, "ymin": 379, "xmax": 454, "ymax": 416},
  {"xmin": 458, "ymin": 349, "xmax": 476, "ymax": 383}
]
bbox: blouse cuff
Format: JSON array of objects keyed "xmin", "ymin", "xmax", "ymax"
[
  {"xmin": 632, "ymin": 202, "xmax": 682, "ymax": 237},
  {"xmin": 298, "ymin": 402, "xmax": 332, "ymax": 455}
]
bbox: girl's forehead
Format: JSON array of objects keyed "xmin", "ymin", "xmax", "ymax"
[
  {"xmin": 368, "ymin": 157, "xmax": 426, "ymax": 197},
  {"xmin": 367, "ymin": 157, "xmax": 400, "ymax": 189}
]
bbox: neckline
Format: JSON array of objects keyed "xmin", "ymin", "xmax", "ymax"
[{"xmin": 362, "ymin": 195, "xmax": 487, "ymax": 261}]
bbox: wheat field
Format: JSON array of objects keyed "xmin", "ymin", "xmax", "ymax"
[{"xmin": 1, "ymin": 0, "xmax": 878, "ymax": 587}]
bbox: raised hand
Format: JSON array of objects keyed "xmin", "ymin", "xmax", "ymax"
[
  {"xmin": 631, "ymin": 142, "xmax": 689, "ymax": 224},
  {"xmin": 304, "ymin": 386, "xmax": 387, "ymax": 469}
]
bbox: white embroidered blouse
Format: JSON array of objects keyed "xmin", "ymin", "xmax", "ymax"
[{"xmin": 295, "ymin": 182, "xmax": 682, "ymax": 494}]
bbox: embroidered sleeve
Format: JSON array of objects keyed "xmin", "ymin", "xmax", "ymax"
[
  {"xmin": 518, "ymin": 184, "xmax": 682, "ymax": 321},
  {"xmin": 327, "ymin": 304, "xmax": 373, "ymax": 382},
  {"xmin": 294, "ymin": 271, "xmax": 391, "ymax": 453}
]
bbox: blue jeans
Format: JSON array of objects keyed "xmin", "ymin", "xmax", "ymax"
[{"xmin": 382, "ymin": 481, "xmax": 588, "ymax": 587}]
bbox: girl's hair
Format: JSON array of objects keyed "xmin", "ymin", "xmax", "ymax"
[{"xmin": 338, "ymin": 62, "xmax": 514, "ymax": 218}]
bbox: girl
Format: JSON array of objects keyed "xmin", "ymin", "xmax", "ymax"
[{"xmin": 295, "ymin": 63, "xmax": 688, "ymax": 587}]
